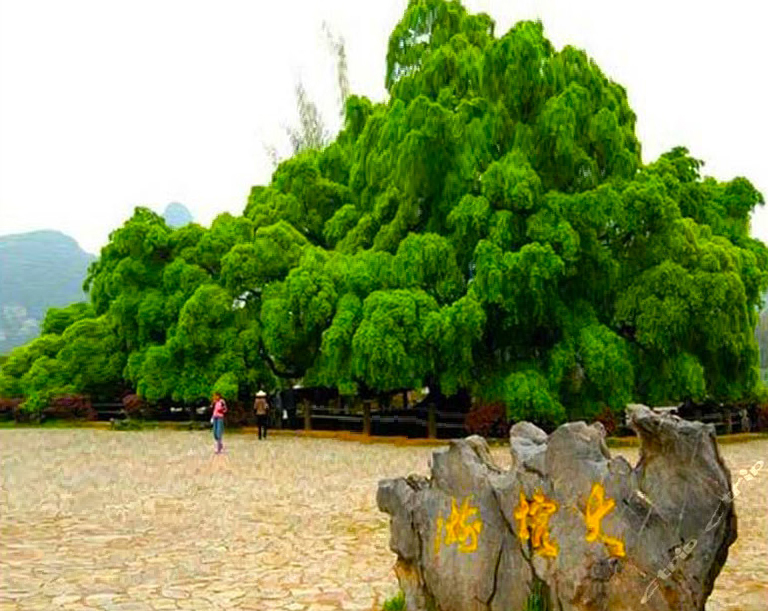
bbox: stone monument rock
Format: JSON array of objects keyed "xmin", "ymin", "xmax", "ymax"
[{"xmin": 377, "ymin": 405, "xmax": 737, "ymax": 610}]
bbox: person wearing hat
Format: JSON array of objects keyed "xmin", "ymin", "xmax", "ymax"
[{"xmin": 254, "ymin": 390, "xmax": 269, "ymax": 440}]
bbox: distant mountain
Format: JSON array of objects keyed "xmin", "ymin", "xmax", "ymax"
[
  {"xmin": 163, "ymin": 202, "xmax": 193, "ymax": 228},
  {"xmin": 758, "ymin": 293, "xmax": 768, "ymax": 372},
  {"xmin": 0, "ymin": 231, "xmax": 95, "ymax": 354}
]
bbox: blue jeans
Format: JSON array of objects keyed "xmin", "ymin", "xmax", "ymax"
[{"xmin": 212, "ymin": 417, "xmax": 224, "ymax": 441}]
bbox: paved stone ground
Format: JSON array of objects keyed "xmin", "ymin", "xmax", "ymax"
[{"xmin": 0, "ymin": 430, "xmax": 765, "ymax": 610}]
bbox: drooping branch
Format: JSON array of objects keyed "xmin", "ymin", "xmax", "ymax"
[{"xmin": 258, "ymin": 337, "xmax": 304, "ymax": 379}]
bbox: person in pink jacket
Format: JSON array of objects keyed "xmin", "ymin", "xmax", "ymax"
[{"xmin": 210, "ymin": 392, "xmax": 228, "ymax": 454}]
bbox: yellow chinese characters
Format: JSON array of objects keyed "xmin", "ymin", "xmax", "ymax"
[
  {"xmin": 583, "ymin": 483, "xmax": 625, "ymax": 558},
  {"xmin": 435, "ymin": 496, "xmax": 484, "ymax": 554},
  {"xmin": 513, "ymin": 490, "xmax": 558, "ymax": 557}
]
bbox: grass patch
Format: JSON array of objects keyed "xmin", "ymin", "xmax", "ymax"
[
  {"xmin": 605, "ymin": 436, "xmax": 640, "ymax": 448},
  {"xmin": 0, "ymin": 419, "xmax": 101, "ymax": 429},
  {"xmin": 522, "ymin": 579, "xmax": 549, "ymax": 611},
  {"xmin": 382, "ymin": 591, "xmax": 405, "ymax": 611},
  {"xmin": 178, "ymin": 421, "xmax": 212, "ymax": 431},
  {"xmin": 606, "ymin": 431, "xmax": 768, "ymax": 447},
  {"xmin": 716, "ymin": 432, "xmax": 768, "ymax": 444},
  {"xmin": 111, "ymin": 419, "xmax": 160, "ymax": 431}
]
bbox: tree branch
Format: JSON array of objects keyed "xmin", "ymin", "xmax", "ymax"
[{"xmin": 258, "ymin": 338, "xmax": 304, "ymax": 379}]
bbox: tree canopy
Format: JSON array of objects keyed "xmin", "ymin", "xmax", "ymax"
[{"xmin": 2, "ymin": 0, "xmax": 766, "ymax": 425}]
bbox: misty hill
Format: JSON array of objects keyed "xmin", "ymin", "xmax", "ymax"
[
  {"xmin": 0, "ymin": 231, "xmax": 95, "ymax": 354},
  {"xmin": 758, "ymin": 293, "xmax": 768, "ymax": 371},
  {"xmin": 163, "ymin": 202, "xmax": 193, "ymax": 228}
]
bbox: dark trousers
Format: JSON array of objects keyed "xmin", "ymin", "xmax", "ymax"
[{"xmin": 257, "ymin": 414, "xmax": 268, "ymax": 439}]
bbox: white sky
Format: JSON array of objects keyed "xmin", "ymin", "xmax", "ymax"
[{"xmin": 1, "ymin": 0, "xmax": 766, "ymax": 255}]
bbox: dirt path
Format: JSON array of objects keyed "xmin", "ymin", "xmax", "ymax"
[{"xmin": 0, "ymin": 430, "xmax": 765, "ymax": 610}]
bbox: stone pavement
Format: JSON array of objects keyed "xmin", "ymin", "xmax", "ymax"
[{"xmin": 0, "ymin": 430, "xmax": 765, "ymax": 610}]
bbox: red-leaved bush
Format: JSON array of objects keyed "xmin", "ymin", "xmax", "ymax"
[
  {"xmin": 122, "ymin": 394, "xmax": 146, "ymax": 418},
  {"xmin": 757, "ymin": 404, "xmax": 768, "ymax": 432},
  {"xmin": 44, "ymin": 395, "xmax": 97, "ymax": 420},
  {"xmin": 465, "ymin": 402, "xmax": 508, "ymax": 439},
  {"xmin": 0, "ymin": 398, "xmax": 22, "ymax": 421},
  {"xmin": 593, "ymin": 406, "xmax": 619, "ymax": 436}
]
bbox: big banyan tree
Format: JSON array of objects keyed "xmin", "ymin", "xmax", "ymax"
[{"xmin": 2, "ymin": 0, "xmax": 767, "ymax": 426}]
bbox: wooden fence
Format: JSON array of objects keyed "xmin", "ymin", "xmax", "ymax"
[
  {"xmin": 91, "ymin": 401, "xmax": 758, "ymax": 438},
  {"xmin": 92, "ymin": 401, "xmax": 469, "ymax": 439},
  {"xmin": 92, "ymin": 403, "xmax": 124, "ymax": 421},
  {"xmin": 91, "ymin": 403, "xmax": 204, "ymax": 422},
  {"xmin": 292, "ymin": 404, "xmax": 468, "ymax": 439}
]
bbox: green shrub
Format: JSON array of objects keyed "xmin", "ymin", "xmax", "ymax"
[
  {"xmin": 382, "ymin": 591, "xmax": 405, "ymax": 611},
  {"xmin": 522, "ymin": 579, "xmax": 549, "ymax": 611},
  {"xmin": 379, "ymin": 583, "xmax": 550, "ymax": 611},
  {"xmin": 19, "ymin": 392, "xmax": 50, "ymax": 423}
]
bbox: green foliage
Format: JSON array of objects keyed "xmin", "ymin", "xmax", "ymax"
[
  {"xmin": 3, "ymin": 334, "xmax": 63, "ymax": 380},
  {"xmin": 111, "ymin": 418, "xmax": 147, "ymax": 431},
  {"xmin": 351, "ymin": 289, "xmax": 438, "ymax": 391},
  {"xmin": 20, "ymin": 355, "xmax": 65, "ymax": 399},
  {"xmin": 382, "ymin": 591, "xmax": 406, "ymax": 611},
  {"xmin": 3, "ymin": 0, "xmax": 766, "ymax": 427},
  {"xmin": 498, "ymin": 370, "xmax": 565, "ymax": 426},
  {"xmin": 19, "ymin": 391, "xmax": 52, "ymax": 423},
  {"xmin": 522, "ymin": 579, "xmax": 549, "ymax": 611},
  {"xmin": 213, "ymin": 372, "xmax": 239, "ymax": 401},
  {"xmin": 0, "ymin": 372, "xmax": 21, "ymax": 399},
  {"xmin": 41, "ymin": 302, "xmax": 95, "ymax": 335},
  {"xmin": 57, "ymin": 317, "xmax": 125, "ymax": 399},
  {"xmin": 222, "ymin": 221, "xmax": 308, "ymax": 297}
]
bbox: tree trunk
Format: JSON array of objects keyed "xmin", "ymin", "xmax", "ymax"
[
  {"xmin": 427, "ymin": 404, "xmax": 437, "ymax": 439},
  {"xmin": 303, "ymin": 400, "xmax": 312, "ymax": 431}
]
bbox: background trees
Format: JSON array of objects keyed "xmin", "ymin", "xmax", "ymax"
[{"xmin": 2, "ymin": 0, "xmax": 766, "ymax": 427}]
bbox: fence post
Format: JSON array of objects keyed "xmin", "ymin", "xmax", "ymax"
[
  {"xmin": 428, "ymin": 404, "xmax": 437, "ymax": 439},
  {"xmin": 363, "ymin": 401, "xmax": 371, "ymax": 436},
  {"xmin": 303, "ymin": 400, "xmax": 312, "ymax": 431}
]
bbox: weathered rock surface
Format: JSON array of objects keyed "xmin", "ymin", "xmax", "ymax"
[{"xmin": 377, "ymin": 405, "xmax": 737, "ymax": 610}]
